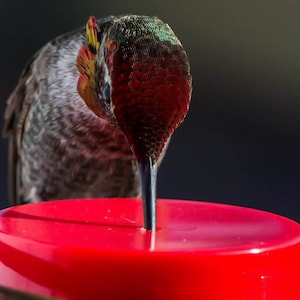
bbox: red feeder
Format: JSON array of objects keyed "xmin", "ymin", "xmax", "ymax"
[{"xmin": 0, "ymin": 198, "xmax": 299, "ymax": 299}]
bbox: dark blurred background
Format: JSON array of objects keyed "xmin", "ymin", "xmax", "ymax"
[{"xmin": 0, "ymin": 1, "xmax": 300, "ymax": 222}]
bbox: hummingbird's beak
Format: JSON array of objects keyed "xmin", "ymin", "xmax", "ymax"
[{"xmin": 138, "ymin": 156, "xmax": 157, "ymax": 231}]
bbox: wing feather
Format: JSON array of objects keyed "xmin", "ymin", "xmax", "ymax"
[{"xmin": 2, "ymin": 54, "xmax": 38, "ymax": 205}]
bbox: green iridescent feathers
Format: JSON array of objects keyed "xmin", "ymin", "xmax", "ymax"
[{"xmin": 108, "ymin": 16, "xmax": 180, "ymax": 46}]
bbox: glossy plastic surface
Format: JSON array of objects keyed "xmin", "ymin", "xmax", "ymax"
[{"xmin": 0, "ymin": 199, "xmax": 299, "ymax": 299}]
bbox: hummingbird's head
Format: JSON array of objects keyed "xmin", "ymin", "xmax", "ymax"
[{"xmin": 77, "ymin": 15, "xmax": 192, "ymax": 164}]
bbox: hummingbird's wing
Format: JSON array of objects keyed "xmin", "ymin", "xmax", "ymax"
[
  {"xmin": 2, "ymin": 26, "xmax": 91, "ymax": 205},
  {"xmin": 2, "ymin": 26, "xmax": 90, "ymax": 205},
  {"xmin": 2, "ymin": 53, "xmax": 39, "ymax": 206},
  {"xmin": 2, "ymin": 22, "xmax": 84, "ymax": 205}
]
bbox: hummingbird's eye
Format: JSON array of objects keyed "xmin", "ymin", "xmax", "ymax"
[{"xmin": 102, "ymin": 82, "xmax": 111, "ymax": 104}]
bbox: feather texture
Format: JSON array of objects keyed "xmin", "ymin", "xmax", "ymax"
[{"xmin": 3, "ymin": 17, "xmax": 140, "ymax": 204}]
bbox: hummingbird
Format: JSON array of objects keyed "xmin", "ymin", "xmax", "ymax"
[{"xmin": 3, "ymin": 15, "xmax": 192, "ymax": 230}]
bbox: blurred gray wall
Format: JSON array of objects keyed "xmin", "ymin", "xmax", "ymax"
[{"xmin": 1, "ymin": 0, "xmax": 300, "ymax": 221}]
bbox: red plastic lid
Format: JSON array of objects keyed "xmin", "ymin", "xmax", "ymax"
[{"xmin": 0, "ymin": 199, "xmax": 299, "ymax": 299}]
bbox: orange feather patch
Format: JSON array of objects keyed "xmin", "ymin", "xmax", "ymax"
[{"xmin": 76, "ymin": 17, "xmax": 107, "ymax": 118}]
